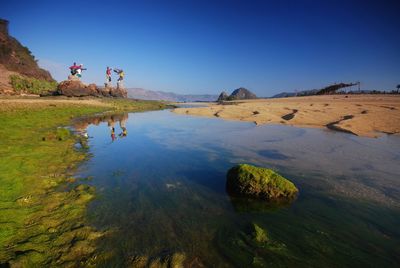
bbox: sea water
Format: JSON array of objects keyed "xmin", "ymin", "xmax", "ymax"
[{"xmin": 75, "ymin": 109, "xmax": 400, "ymax": 267}]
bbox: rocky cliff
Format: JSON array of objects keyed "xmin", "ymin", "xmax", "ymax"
[{"xmin": 0, "ymin": 19, "xmax": 54, "ymax": 82}]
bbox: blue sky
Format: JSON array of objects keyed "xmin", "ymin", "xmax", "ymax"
[{"xmin": 1, "ymin": 0, "xmax": 399, "ymax": 96}]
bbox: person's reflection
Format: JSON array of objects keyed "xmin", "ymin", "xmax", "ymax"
[
  {"xmin": 73, "ymin": 121, "xmax": 89, "ymax": 138},
  {"xmin": 73, "ymin": 113, "xmax": 129, "ymax": 142},
  {"xmin": 118, "ymin": 116, "xmax": 128, "ymax": 138},
  {"xmin": 108, "ymin": 116, "xmax": 116, "ymax": 142},
  {"xmin": 111, "ymin": 127, "xmax": 116, "ymax": 141}
]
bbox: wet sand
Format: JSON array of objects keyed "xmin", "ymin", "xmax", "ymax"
[{"xmin": 174, "ymin": 95, "xmax": 400, "ymax": 137}]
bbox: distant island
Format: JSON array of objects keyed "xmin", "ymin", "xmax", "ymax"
[
  {"xmin": 127, "ymin": 87, "xmax": 259, "ymax": 103},
  {"xmin": 218, "ymin": 87, "xmax": 257, "ymax": 101}
]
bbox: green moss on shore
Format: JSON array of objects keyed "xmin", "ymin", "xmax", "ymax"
[{"xmin": 0, "ymin": 99, "xmax": 166, "ymax": 266}]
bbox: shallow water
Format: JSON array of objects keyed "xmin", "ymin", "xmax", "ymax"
[{"xmin": 75, "ymin": 109, "xmax": 400, "ymax": 267}]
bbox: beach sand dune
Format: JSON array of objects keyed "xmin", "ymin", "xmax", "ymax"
[{"xmin": 174, "ymin": 95, "xmax": 400, "ymax": 137}]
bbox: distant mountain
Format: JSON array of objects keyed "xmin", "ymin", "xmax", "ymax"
[
  {"xmin": 228, "ymin": 87, "xmax": 257, "ymax": 100},
  {"xmin": 271, "ymin": 83, "xmax": 361, "ymax": 98},
  {"xmin": 126, "ymin": 88, "xmax": 218, "ymax": 102},
  {"xmin": 217, "ymin": 91, "xmax": 229, "ymax": 101},
  {"xmin": 271, "ymin": 89, "xmax": 319, "ymax": 98}
]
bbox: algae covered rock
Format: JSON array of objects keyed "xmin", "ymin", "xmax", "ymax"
[{"xmin": 226, "ymin": 164, "xmax": 298, "ymax": 201}]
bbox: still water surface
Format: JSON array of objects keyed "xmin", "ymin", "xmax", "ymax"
[{"xmin": 75, "ymin": 109, "xmax": 400, "ymax": 267}]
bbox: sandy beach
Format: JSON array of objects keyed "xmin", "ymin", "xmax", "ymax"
[{"xmin": 174, "ymin": 95, "xmax": 400, "ymax": 137}]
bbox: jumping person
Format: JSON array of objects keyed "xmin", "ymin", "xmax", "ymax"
[
  {"xmin": 118, "ymin": 70, "xmax": 124, "ymax": 82},
  {"xmin": 69, "ymin": 62, "xmax": 80, "ymax": 76},
  {"xmin": 76, "ymin": 64, "xmax": 87, "ymax": 78},
  {"xmin": 105, "ymin": 66, "xmax": 112, "ymax": 87},
  {"xmin": 106, "ymin": 67, "xmax": 112, "ymax": 82},
  {"xmin": 114, "ymin": 68, "xmax": 124, "ymax": 81}
]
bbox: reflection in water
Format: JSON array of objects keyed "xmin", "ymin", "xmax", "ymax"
[
  {"xmin": 227, "ymin": 195, "xmax": 293, "ymax": 213},
  {"xmin": 111, "ymin": 127, "xmax": 116, "ymax": 141},
  {"xmin": 73, "ymin": 113, "xmax": 128, "ymax": 142},
  {"xmin": 73, "ymin": 110, "xmax": 400, "ymax": 267}
]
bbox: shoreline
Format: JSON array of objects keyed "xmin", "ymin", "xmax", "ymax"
[{"xmin": 173, "ymin": 95, "xmax": 400, "ymax": 138}]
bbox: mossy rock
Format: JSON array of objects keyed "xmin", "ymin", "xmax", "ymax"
[{"xmin": 226, "ymin": 164, "xmax": 298, "ymax": 201}]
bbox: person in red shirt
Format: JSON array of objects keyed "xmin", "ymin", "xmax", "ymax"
[
  {"xmin": 106, "ymin": 66, "xmax": 112, "ymax": 83},
  {"xmin": 69, "ymin": 62, "xmax": 79, "ymax": 75}
]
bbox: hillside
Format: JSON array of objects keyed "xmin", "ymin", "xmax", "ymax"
[
  {"xmin": 271, "ymin": 89, "xmax": 319, "ymax": 98},
  {"xmin": 127, "ymin": 88, "xmax": 218, "ymax": 102},
  {"xmin": 0, "ymin": 19, "xmax": 54, "ymax": 93}
]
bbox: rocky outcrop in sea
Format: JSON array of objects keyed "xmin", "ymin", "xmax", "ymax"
[{"xmin": 217, "ymin": 87, "xmax": 257, "ymax": 102}]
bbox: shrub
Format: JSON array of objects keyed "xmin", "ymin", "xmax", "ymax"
[{"xmin": 9, "ymin": 74, "xmax": 58, "ymax": 94}]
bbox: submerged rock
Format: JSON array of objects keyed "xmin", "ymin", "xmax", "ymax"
[
  {"xmin": 128, "ymin": 252, "xmax": 186, "ymax": 268},
  {"xmin": 226, "ymin": 164, "xmax": 298, "ymax": 201},
  {"xmin": 252, "ymin": 223, "xmax": 269, "ymax": 243},
  {"xmin": 215, "ymin": 222, "xmax": 291, "ymax": 267}
]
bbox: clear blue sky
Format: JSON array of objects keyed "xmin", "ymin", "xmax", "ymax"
[{"xmin": 1, "ymin": 0, "xmax": 399, "ymax": 96}]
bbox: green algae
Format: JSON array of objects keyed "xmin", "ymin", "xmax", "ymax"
[
  {"xmin": 127, "ymin": 252, "xmax": 186, "ymax": 268},
  {"xmin": 253, "ymin": 223, "xmax": 268, "ymax": 243},
  {"xmin": 0, "ymin": 99, "xmax": 167, "ymax": 266},
  {"xmin": 226, "ymin": 164, "xmax": 298, "ymax": 201},
  {"xmin": 215, "ymin": 222, "xmax": 293, "ymax": 267}
]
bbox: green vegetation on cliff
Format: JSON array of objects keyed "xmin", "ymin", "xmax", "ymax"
[{"xmin": 10, "ymin": 74, "xmax": 58, "ymax": 94}]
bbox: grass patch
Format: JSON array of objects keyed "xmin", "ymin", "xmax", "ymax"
[
  {"xmin": 9, "ymin": 74, "xmax": 58, "ymax": 95},
  {"xmin": 0, "ymin": 98, "xmax": 166, "ymax": 266}
]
